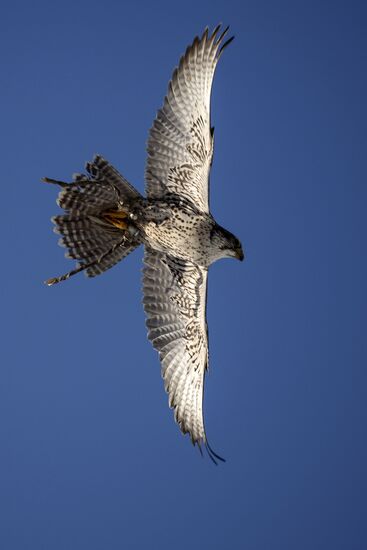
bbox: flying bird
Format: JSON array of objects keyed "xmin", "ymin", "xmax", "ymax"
[{"xmin": 44, "ymin": 25, "xmax": 244, "ymax": 463}]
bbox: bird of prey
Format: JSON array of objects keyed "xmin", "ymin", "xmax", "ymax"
[{"xmin": 44, "ymin": 25, "xmax": 244, "ymax": 463}]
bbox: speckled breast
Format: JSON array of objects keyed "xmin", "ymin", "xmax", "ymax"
[{"xmin": 140, "ymin": 199, "xmax": 213, "ymax": 266}]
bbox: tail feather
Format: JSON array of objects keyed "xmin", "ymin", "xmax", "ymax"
[
  {"xmin": 55, "ymin": 154, "xmax": 141, "ymax": 217},
  {"xmin": 46, "ymin": 155, "xmax": 142, "ymax": 281},
  {"xmin": 85, "ymin": 155, "xmax": 140, "ymax": 202}
]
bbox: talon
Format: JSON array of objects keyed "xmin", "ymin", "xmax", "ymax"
[
  {"xmin": 102, "ymin": 209, "xmax": 129, "ymax": 230},
  {"xmin": 104, "ymin": 209, "xmax": 128, "ymax": 219},
  {"xmin": 111, "ymin": 219, "xmax": 128, "ymax": 230},
  {"xmin": 45, "ymin": 277, "xmax": 59, "ymax": 286}
]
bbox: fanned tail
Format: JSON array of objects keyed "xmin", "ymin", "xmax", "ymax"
[{"xmin": 44, "ymin": 155, "xmax": 143, "ymax": 282}]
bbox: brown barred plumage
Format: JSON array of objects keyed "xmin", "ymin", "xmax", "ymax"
[{"xmin": 45, "ymin": 155, "xmax": 142, "ymax": 282}]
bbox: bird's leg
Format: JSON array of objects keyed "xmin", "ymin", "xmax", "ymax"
[
  {"xmin": 102, "ymin": 209, "xmax": 129, "ymax": 230},
  {"xmin": 45, "ymin": 237, "xmax": 127, "ymax": 286},
  {"xmin": 41, "ymin": 176, "xmax": 70, "ymax": 188},
  {"xmin": 45, "ymin": 263, "xmax": 92, "ymax": 286},
  {"xmin": 41, "ymin": 176, "xmax": 89, "ymax": 189}
]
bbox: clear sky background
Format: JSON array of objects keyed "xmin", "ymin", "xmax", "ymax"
[{"xmin": 1, "ymin": 1, "xmax": 366, "ymax": 549}]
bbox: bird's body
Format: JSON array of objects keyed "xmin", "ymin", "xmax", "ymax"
[
  {"xmin": 44, "ymin": 25, "xmax": 244, "ymax": 462},
  {"xmin": 125, "ymin": 196, "xmax": 228, "ymax": 267}
]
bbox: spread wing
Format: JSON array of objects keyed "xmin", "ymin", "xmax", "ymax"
[
  {"xmin": 143, "ymin": 249, "xmax": 223, "ymax": 462},
  {"xmin": 145, "ymin": 25, "xmax": 234, "ymax": 213}
]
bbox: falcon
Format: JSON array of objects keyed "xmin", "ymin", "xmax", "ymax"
[{"xmin": 44, "ymin": 25, "xmax": 244, "ymax": 463}]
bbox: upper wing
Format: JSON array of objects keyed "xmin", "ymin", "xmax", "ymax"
[
  {"xmin": 143, "ymin": 249, "xmax": 223, "ymax": 462},
  {"xmin": 145, "ymin": 25, "xmax": 234, "ymax": 213}
]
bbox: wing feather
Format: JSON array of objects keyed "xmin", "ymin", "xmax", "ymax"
[
  {"xmin": 145, "ymin": 25, "xmax": 233, "ymax": 213},
  {"xmin": 142, "ymin": 248, "xmax": 210, "ymax": 447}
]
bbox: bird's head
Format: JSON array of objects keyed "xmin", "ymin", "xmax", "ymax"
[{"xmin": 210, "ymin": 224, "xmax": 244, "ymax": 263}]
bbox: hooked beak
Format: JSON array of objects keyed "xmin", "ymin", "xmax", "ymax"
[{"xmin": 235, "ymin": 246, "xmax": 244, "ymax": 261}]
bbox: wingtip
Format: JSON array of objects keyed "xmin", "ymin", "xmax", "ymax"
[
  {"xmin": 219, "ymin": 34, "xmax": 235, "ymax": 55},
  {"xmin": 206, "ymin": 24, "xmax": 234, "ymax": 58},
  {"xmin": 205, "ymin": 440, "xmax": 226, "ymax": 465},
  {"xmin": 211, "ymin": 23, "xmax": 222, "ymax": 40},
  {"xmin": 217, "ymin": 25, "xmax": 230, "ymax": 43}
]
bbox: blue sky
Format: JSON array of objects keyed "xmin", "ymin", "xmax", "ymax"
[{"xmin": 1, "ymin": 1, "xmax": 366, "ymax": 548}]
